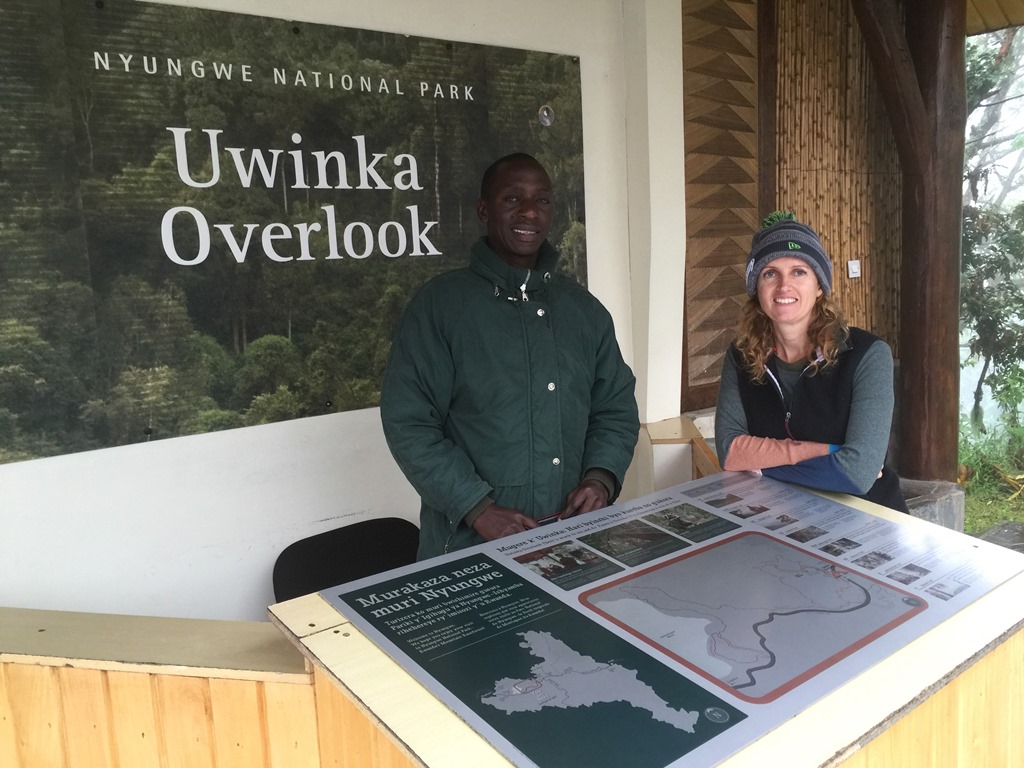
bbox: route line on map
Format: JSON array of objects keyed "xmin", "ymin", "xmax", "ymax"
[{"xmin": 732, "ymin": 576, "xmax": 871, "ymax": 690}]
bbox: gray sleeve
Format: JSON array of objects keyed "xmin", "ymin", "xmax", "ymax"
[
  {"xmin": 832, "ymin": 340, "xmax": 896, "ymax": 491},
  {"xmin": 714, "ymin": 350, "xmax": 749, "ymax": 466}
]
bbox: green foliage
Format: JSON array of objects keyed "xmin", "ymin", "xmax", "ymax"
[
  {"xmin": 81, "ymin": 366, "xmax": 218, "ymax": 445},
  {"xmin": 178, "ymin": 409, "xmax": 246, "ymax": 435},
  {"xmin": 964, "ymin": 495, "xmax": 1024, "ymax": 536},
  {"xmin": 960, "ymin": 420, "xmax": 1021, "ymax": 495},
  {"xmin": 963, "ymin": 30, "xmax": 1024, "ymax": 203},
  {"xmin": 0, "ymin": 446, "xmax": 38, "ymax": 464},
  {"xmin": 965, "ymin": 36, "xmax": 1008, "ymax": 114},
  {"xmin": 557, "ymin": 221, "xmax": 588, "ymax": 286},
  {"xmin": 991, "ymin": 365, "xmax": 1024, "ymax": 424},
  {"xmin": 244, "ymin": 385, "xmax": 304, "ymax": 425},
  {"xmin": 960, "ymin": 28, "xmax": 1024, "ymax": 542},
  {"xmin": 959, "ymin": 419, "xmax": 1024, "ymax": 532},
  {"xmin": 960, "ymin": 203, "xmax": 1024, "ymax": 427},
  {"xmin": 232, "ymin": 335, "xmax": 303, "ymax": 410},
  {"xmin": 177, "ymin": 334, "xmax": 238, "ymax": 406},
  {"xmin": 97, "ymin": 276, "xmax": 198, "ymax": 373},
  {"xmin": 0, "ymin": 319, "xmax": 87, "ymax": 436}
]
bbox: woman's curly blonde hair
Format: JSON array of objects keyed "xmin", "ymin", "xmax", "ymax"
[{"xmin": 733, "ymin": 293, "xmax": 849, "ymax": 382}]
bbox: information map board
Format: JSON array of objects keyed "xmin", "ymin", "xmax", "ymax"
[{"xmin": 320, "ymin": 474, "xmax": 1024, "ymax": 768}]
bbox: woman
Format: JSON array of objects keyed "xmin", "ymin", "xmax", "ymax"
[{"xmin": 715, "ymin": 212, "xmax": 908, "ymax": 512}]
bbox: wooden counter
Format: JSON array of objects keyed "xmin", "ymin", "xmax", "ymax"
[
  {"xmin": 268, "ymin": 496, "xmax": 1024, "ymax": 768},
  {"xmin": 3, "ymin": 491, "xmax": 1021, "ymax": 767},
  {"xmin": 1, "ymin": 607, "xmax": 316, "ymax": 768}
]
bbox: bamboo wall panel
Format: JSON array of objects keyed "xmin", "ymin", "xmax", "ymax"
[
  {"xmin": 776, "ymin": 0, "xmax": 902, "ymax": 350},
  {"xmin": 682, "ymin": 0, "xmax": 759, "ymax": 408},
  {"xmin": 0, "ymin": 662, "xmax": 320, "ymax": 768}
]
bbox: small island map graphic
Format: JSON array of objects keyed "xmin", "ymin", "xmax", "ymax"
[
  {"xmin": 581, "ymin": 532, "xmax": 927, "ymax": 703},
  {"xmin": 483, "ymin": 630, "xmax": 701, "ymax": 732}
]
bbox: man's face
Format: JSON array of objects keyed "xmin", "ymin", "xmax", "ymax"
[{"xmin": 477, "ymin": 158, "xmax": 554, "ymax": 269}]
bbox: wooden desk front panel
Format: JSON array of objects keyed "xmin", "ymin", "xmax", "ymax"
[
  {"xmin": 838, "ymin": 624, "xmax": 1023, "ymax": 768},
  {"xmin": 313, "ymin": 667, "xmax": 420, "ymax": 768},
  {"xmin": 0, "ymin": 662, "xmax": 320, "ymax": 768},
  {"xmin": 3, "ymin": 625, "xmax": 1020, "ymax": 767}
]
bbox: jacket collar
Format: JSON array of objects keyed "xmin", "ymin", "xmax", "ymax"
[
  {"xmin": 766, "ymin": 331, "xmax": 854, "ymax": 376},
  {"xmin": 470, "ymin": 237, "xmax": 559, "ymax": 302}
]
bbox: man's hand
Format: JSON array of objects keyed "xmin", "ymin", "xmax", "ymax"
[
  {"xmin": 471, "ymin": 503, "xmax": 538, "ymax": 541},
  {"xmin": 560, "ymin": 478, "xmax": 610, "ymax": 520}
]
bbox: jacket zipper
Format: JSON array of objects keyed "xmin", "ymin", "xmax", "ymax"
[
  {"xmin": 765, "ymin": 356, "xmax": 818, "ymax": 440},
  {"xmin": 494, "ymin": 269, "xmax": 533, "ymax": 303}
]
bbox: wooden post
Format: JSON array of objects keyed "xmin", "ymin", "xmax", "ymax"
[
  {"xmin": 903, "ymin": 0, "xmax": 965, "ymax": 482},
  {"xmin": 851, "ymin": 0, "xmax": 964, "ymax": 481}
]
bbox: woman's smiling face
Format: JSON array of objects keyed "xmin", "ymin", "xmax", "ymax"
[{"xmin": 755, "ymin": 256, "xmax": 823, "ymax": 333}]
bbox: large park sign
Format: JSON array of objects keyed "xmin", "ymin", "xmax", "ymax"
[{"xmin": 0, "ymin": 0, "xmax": 584, "ymax": 463}]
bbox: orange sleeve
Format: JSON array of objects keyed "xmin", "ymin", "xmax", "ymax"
[{"xmin": 723, "ymin": 435, "xmax": 831, "ymax": 471}]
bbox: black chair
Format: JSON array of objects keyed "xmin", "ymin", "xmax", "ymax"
[{"xmin": 272, "ymin": 517, "xmax": 420, "ymax": 602}]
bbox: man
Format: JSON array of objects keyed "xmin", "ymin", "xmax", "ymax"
[{"xmin": 380, "ymin": 153, "xmax": 640, "ymax": 559}]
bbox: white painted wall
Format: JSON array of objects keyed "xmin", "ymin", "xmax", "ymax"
[
  {"xmin": 622, "ymin": 1, "xmax": 686, "ymax": 424},
  {"xmin": 0, "ymin": 0, "xmax": 687, "ymax": 621}
]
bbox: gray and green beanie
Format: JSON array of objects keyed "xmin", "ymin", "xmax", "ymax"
[{"xmin": 745, "ymin": 211, "xmax": 832, "ymax": 296}]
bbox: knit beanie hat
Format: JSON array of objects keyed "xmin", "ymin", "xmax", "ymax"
[{"xmin": 745, "ymin": 211, "xmax": 832, "ymax": 296}]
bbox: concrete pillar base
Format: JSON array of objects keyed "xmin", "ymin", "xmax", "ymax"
[{"xmin": 900, "ymin": 478, "xmax": 965, "ymax": 532}]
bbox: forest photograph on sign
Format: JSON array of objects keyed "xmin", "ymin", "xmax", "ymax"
[{"xmin": 0, "ymin": 0, "xmax": 584, "ymax": 464}]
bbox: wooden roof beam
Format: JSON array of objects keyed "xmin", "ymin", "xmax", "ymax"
[{"xmin": 850, "ymin": 0, "xmax": 931, "ymax": 177}]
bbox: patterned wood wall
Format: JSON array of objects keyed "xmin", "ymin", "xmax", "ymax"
[
  {"xmin": 682, "ymin": 0, "xmax": 759, "ymax": 410},
  {"xmin": 681, "ymin": 0, "xmax": 902, "ymax": 410}
]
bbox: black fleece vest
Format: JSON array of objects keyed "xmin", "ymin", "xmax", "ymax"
[{"xmin": 730, "ymin": 327, "xmax": 907, "ymax": 512}]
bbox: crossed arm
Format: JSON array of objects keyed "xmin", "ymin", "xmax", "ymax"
[{"xmin": 714, "ymin": 342, "xmax": 894, "ymax": 495}]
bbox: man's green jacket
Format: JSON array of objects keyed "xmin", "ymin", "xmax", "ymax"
[{"xmin": 380, "ymin": 237, "xmax": 640, "ymax": 558}]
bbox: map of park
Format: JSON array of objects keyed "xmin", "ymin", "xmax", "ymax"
[
  {"xmin": 581, "ymin": 532, "xmax": 926, "ymax": 702},
  {"xmin": 482, "ymin": 630, "xmax": 701, "ymax": 732}
]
